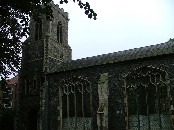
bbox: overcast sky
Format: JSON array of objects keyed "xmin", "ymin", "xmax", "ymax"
[{"xmin": 55, "ymin": 0, "xmax": 174, "ymax": 60}]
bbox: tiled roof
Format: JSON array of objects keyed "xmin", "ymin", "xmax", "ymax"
[
  {"xmin": 50, "ymin": 41, "xmax": 174, "ymax": 73},
  {"xmin": 7, "ymin": 75, "xmax": 18, "ymax": 85}
]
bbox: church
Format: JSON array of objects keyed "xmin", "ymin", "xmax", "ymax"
[{"xmin": 15, "ymin": 2, "xmax": 174, "ymax": 130}]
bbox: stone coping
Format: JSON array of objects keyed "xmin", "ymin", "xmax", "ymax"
[{"xmin": 50, "ymin": 41, "xmax": 174, "ymax": 73}]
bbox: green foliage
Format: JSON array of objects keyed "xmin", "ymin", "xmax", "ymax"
[
  {"xmin": 0, "ymin": 0, "xmax": 53, "ymax": 79},
  {"xmin": 60, "ymin": 0, "xmax": 97, "ymax": 20}
]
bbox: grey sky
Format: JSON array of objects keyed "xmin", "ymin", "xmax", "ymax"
[{"xmin": 56, "ymin": 0, "xmax": 174, "ymax": 60}]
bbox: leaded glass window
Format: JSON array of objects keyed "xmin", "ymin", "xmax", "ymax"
[
  {"xmin": 60, "ymin": 78, "xmax": 92, "ymax": 130},
  {"xmin": 125, "ymin": 66, "xmax": 172, "ymax": 130}
]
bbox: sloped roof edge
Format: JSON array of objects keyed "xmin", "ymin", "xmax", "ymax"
[{"xmin": 50, "ymin": 41, "xmax": 174, "ymax": 73}]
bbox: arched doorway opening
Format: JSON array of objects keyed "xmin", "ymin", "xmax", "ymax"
[{"xmin": 26, "ymin": 108, "xmax": 39, "ymax": 130}]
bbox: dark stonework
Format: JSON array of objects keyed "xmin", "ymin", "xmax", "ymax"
[
  {"xmin": 47, "ymin": 53, "xmax": 174, "ymax": 130},
  {"xmin": 16, "ymin": 1, "xmax": 174, "ymax": 130},
  {"xmin": 15, "ymin": 2, "xmax": 71, "ymax": 130}
]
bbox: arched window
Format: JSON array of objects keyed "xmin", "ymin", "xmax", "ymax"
[
  {"xmin": 125, "ymin": 66, "xmax": 172, "ymax": 129},
  {"xmin": 35, "ymin": 19, "xmax": 42, "ymax": 41},
  {"xmin": 60, "ymin": 77, "xmax": 92, "ymax": 129},
  {"xmin": 57, "ymin": 21, "xmax": 63, "ymax": 43}
]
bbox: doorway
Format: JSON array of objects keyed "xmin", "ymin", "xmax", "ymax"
[{"xmin": 26, "ymin": 108, "xmax": 39, "ymax": 130}]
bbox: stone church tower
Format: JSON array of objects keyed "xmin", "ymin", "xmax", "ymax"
[{"xmin": 15, "ymin": 3, "xmax": 71, "ymax": 130}]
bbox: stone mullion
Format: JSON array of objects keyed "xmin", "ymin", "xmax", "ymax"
[
  {"xmin": 123, "ymin": 77, "xmax": 129, "ymax": 130},
  {"xmin": 167, "ymin": 70, "xmax": 174, "ymax": 129},
  {"xmin": 74, "ymin": 84, "xmax": 77, "ymax": 129},
  {"xmin": 81, "ymin": 84, "xmax": 85, "ymax": 129},
  {"xmin": 59, "ymin": 82, "xmax": 63, "ymax": 129},
  {"xmin": 145, "ymin": 85, "xmax": 151, "ymax": 130},
  {"xmin": 65, "ymin": 85, "xmax": 70, "ymax": 129}
]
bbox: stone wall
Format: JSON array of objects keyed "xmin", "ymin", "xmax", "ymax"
[
  {"xmin": 48, "ymin": 53, "xmax": 174, "ymax": 130},
  {"xmin": 15, "ymin": 2, "xmax": 71, "ymax": 130}
]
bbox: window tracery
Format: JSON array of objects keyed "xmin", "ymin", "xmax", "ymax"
[
  {"xmin": 60, "ymin": 77, "xmax": 92, "ymax": 130},
  {"xmin": 125, "ymin": 66, "xmax": 172, "ymax": 129}
]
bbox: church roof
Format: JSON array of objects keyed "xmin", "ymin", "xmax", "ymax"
[{"xmin": 51, "ymin": 40, "xmax": 174, "ymax": 73}]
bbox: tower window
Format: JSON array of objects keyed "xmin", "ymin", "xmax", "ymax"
[
  {"xmin": 35, "ymin": 20, "xmax": 42, "ymax": 41},
  {"xmin": 125, "ymin": 66, "xmax": 172, "ymax": 129},
  {"xmin": 57, "ymin": 21, "xmax": 63, "ymax": 43},
  {"xmin": 25, "ymin": 79, "xmax": 30, "ymax": 94}
]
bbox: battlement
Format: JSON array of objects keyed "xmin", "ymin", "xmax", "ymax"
[{"xmin": 50, "ymin": 1, "xmax": 69, "ymax": 19}]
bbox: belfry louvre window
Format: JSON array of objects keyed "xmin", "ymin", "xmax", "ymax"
[
  {"xmin": 35, "ymin": 19, "xmax": 42, "ymax": 41},
  {"xmin": 60, "ymin": 78, "xmax": 92, "ymax": 130},
  {"xmin": 57, "ymin": 21, "xmax": 63, "ymax": 43},
  {"xmin": 125, "ymin": 66, "xmax": 172, "ymax": 130}
]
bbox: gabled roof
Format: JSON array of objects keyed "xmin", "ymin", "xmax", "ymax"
[{"xmin": 51, "ymin": 40, "xmax": 174, "ymax": 73}]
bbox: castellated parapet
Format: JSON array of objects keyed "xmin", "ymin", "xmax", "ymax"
[{"xmin": 50, "ymin": 1, "xmax": 69, "ymax": 20}]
